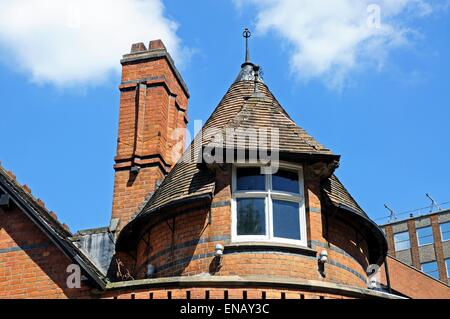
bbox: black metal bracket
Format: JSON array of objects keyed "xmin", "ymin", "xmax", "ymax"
[
  {"xmin": 166, "ymin": 217, "xmax": 176, "ymax": 234},
  {"xmin": 318, "ymin": 261, "xmax": 326, "ymax": 277},
  {"xmin": 130, "ymin": 165, "xmax": 140, "ymax": 175}
]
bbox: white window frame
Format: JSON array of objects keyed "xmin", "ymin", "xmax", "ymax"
[
  {"xmin": 440, "ymin": 222, "xmax": 450, "ymax": 242},
  {"xmin": 231, "ymin": 162, "xmax": 307, "ymax": 247},
  {"xmin": 416, "ymin": 226, "xmax": 434, "ymax": 247},
  {"xmin": 421, "ymin": 261, "xmax": 439, "ymax": 279},
  {"xmin": 445, "ymin": 258, "xmax": 450, "ymax": 279},
  {"xmin": 393, "ymin": 231, "xmax": 411, "ymax": 252}
]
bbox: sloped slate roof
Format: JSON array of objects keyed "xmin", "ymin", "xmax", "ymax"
[
  {"xmin": 323, "ymin": 175, "xmax": 367, "ymax": 218},
  {"xmin": 140, "ymin": 161, "xmax": 215, "ymax": 215},
  {"xmin": 202, "ymin": 80, "xmax": 332, "ymax": 154},
  {"xmin": 0, "ymin": 165, "xmax": 72, "ymax": 238},
  {"xmin": 323, "ymin": 174, "xmax": 387, "ymax": 264}
]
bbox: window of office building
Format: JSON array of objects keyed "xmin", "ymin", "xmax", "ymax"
[
  {"xmin": 440, "ymin": 222, "xmax": 450, "ymax": 242},
  {"xmin": 416, "ymin": 226, "xmax": 434, "ymax": 246},
  {"xmin": 421, "ymin": 261, "xmax": 439, "ymax": 280},
  {"xmin": 393, "ymin": 231, "xmax": 410, "ymax": 251},
  {"xmin": 445, "ymin": 258, "xmax": 450, "ymax": 278}
]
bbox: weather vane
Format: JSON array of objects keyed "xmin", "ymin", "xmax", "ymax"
[
  {"xmin": 243, "ymin": 28, "xmax": 251, "ymax": 64},
  {"xmin": 243, "ymin": 28, "xmax": 251, "ymax": 39}
]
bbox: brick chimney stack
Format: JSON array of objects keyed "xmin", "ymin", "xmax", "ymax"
[{"xmin": 111, "ymin": 40, "xmax": 189, "ymax": 231}]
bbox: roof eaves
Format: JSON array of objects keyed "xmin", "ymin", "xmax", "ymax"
[{"xmin": 0, "ymin": 168, "xmax": 107, "ymax": 289}]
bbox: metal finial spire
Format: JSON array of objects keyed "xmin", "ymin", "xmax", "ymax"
[
  {"xmin": 243, "ymin": 28, "xmax": 252, "ymax": 65},
  {"xmin": 235, "ymin": 27, "xmax": 263, "ymax": 83}
]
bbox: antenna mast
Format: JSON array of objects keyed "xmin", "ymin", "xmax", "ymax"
[
  {"xmin": 384, "ymin": 204, "xmax": 397, "ymax": 222},
  {"xmin": 426, "ymin": 193, "xmax": 442, "ymax": 213}
]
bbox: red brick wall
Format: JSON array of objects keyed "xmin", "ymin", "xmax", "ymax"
[
  {"xmin": 384, "ymin": 225, "xmax": 396, "ymax": 256},
  {"xmin": 0, "ymin": 203, "xmax": 370, "ymax": 299},
  {"xmin": 130, "ymin": 167, "xmax": 371, "ymax": 289},
  {"xmin": 407, "ymin": 220, "xmax": 421, "ymax": 269},
  {"xmin": 379, "ymin": 255, "xmax": 450, "ymax": 299},
  {"xmin": 0, "ymin": 206, "xmax": 91, "ymax": 299},
  {"xmin": 111, "ymin": 168, "xmax": 165, "ymax": 231},
  {"xmin": 430, "ymin": 214, "xmax": 448, "ymax": 281},
  {"xmin": 0, "ymin": 198, "xmax": 386, "ymax": 300},
  {"xmin": 111, "ymin": 41, "xmax": 189, "ymax": 230}
]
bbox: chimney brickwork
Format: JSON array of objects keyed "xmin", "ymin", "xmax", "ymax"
[{"xmin": 111, "ymin": 40, "xmax": 189, "ymax": 231}]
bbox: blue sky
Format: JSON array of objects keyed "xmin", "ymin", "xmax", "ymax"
[{"xmin": 0, "ymin": 0, "xmax": 449, "ymax": 231}]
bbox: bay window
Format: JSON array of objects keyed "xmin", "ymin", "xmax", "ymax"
[{"xmin": 231, "ymin": 164, "xmax": 307, "ymax": 246}]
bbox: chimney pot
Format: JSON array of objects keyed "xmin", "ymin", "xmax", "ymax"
[
  {"xmin": 37, "ymin": 199, "xmax": 46, "ymax": 208},
  {"xmin": 49, "ymin": 211, "xmax": 58, "ymax": 221},
  {"xmin": 22, "ymin": 184, "xmax": 32, "ymax": 194},
  {"xmin": 149, "ymin": 39, "xmax": 166, "ymax": 51},
  {"xmin": 112, "ymin": 39, "xmax": 188, "ymax": 232},
  {"xmin": 130, "ymin": 42, "xmax": 147, "ymax": 53},
  {"xmin": 6, "ymin": 171, "xmax": 16, "ymax": 181}
]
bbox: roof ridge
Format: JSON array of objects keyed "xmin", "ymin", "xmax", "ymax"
[
  {"xmin": 0, "ymin": 161, "xmax": 107, "ymax": 287},
  {"xmin": 0, "ymin": 162, "xmax": 71, "ymax": 234}
]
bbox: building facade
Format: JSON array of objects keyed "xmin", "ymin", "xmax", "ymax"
[
  {"xmin": 381, "ymin": 209, "xmax": 450, "ymax": 285},
  {"xmin": 1, "ymin": 33, "xmax": 449, "ymax": 299}
]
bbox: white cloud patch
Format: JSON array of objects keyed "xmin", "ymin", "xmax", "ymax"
[
  {"xmin": 0, "ymin": 0, "xmax": 181, "ymax": 87},
  {"xmin": 234, "ymin": 0, "xmax": 441, "ymax": 90}
]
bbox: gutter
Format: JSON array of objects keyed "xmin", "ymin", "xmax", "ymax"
[{"xmin": 334, "ymin": 202, "xmax": 388, "ymax": 266}]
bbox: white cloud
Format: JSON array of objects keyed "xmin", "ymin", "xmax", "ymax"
[
  {"xmin": 234, "ymin": 0, "xmax": 440, "ymax": 90},
  {"xmin": 0, "ymin": 0, "xmax": 181, "ymax": 87}
]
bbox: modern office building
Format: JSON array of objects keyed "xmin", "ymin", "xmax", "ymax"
[{"xmin": 381, "ymin": 209, "xmax": 450, "ymax": 285}]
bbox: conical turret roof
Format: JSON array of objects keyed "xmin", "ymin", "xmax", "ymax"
[
  {"xmin": 117, "ymin": 53, "xmax": 387, "ymax": 265},
  {"xmin": 136, "ymin": 77, "xmax": 337, "ymax": 216}
]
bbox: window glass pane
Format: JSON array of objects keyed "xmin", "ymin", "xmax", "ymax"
[
  {"xmin": 393, "ymin": 232, "xmax": 410, "ymax": 251},
  {"xmin": 440, "ymin": 222, "xmax": 450, "ymax": 241},
  {"xmin": 236, "ymin": 198, "xmax": 266, "ymax": 236},
  {"xmin": 421, "ymin": 261, "xmax": 439, "ymax": 280},
  {"xmin": 236, "ymin": 168, "xmax": 265, "ymax": 191},
  {"xmin": 445, "ymin": 259, "xmax": 450, "ymax": 278},
  {"xmin": 417, "ymin": 226, "xmax": 434, "ymax": 246},
  {"xmin": 272, "ymin": 169, "xmax": 299, "ymax": 194},
  {"xmin": 273, "ymin": 200, "xmax": 300, "ymax": 240}
]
